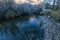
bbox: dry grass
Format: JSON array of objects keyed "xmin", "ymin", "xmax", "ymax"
[{"xmin": 41, "ymin": 10, "xmax": 60, "ymax": 19}]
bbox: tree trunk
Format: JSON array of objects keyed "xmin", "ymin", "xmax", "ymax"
[{"xmin": 52, "ymin": 0, "xmax": 56, "ymax": 10}]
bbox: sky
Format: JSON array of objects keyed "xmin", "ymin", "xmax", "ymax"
[
  {"xmin": 14, "ymin": 0, "xmax": 55, "ymax": 5},
  {"xmin": 43, "ymin": 0, "xmax": 54, "ymax": 5}
]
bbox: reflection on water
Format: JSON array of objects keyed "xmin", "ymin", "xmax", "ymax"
[{"xmin": 0, "ymin": 16, "xmax": 44, "ymax": 40}]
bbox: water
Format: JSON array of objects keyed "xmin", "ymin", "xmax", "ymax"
[
  {"xmin": 0, "ymin": 15, "xmax": 52, "ymax": 40},
  {"xmin": 0, "ymin": 15, "xmax": 60, "ymax": 40}
]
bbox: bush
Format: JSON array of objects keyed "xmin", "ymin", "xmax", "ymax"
[
  {"xmin": 40, "ymin": 9, "xmax": 52, "ymax": 16},
  {"xmin": 50, "ymin": 11, "xmax": 60, "ymax": 19},
  {"xmin": 41, "ymin": 10, "xmax": 60, "ymax": 20}
]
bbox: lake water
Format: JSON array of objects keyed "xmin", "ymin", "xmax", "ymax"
[{"xmin": 0, "ymin": 16, "xmax": 46, "ymax": 40}]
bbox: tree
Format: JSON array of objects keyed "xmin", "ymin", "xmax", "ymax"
[
  {"xmin": 56, "ymin": 0, "xmax": 60, "ymax": 10},
  {"xmin": 0, "ymin": 0, "xmax": 14, "ymax": 19},
  {"xmin": 0, "ymin": 0, "xmax": 13, "ymax": 12},
  {"xmin": 52, "ymin": 0, "xmax": 56, "ymax": 10}
]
